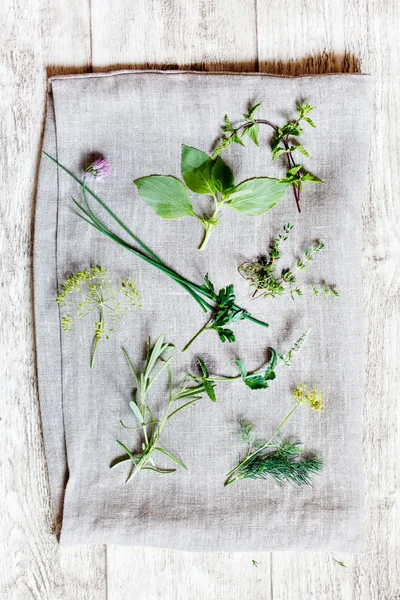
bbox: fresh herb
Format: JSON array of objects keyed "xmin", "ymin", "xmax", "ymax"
[
  {"xmin": 252, "ymin": 559, "xmax": 259, "ymax": 568},
  {"xmin": 134, "ymin": 144, "xmax": 290, "ymax": 251},
  {"xmin": 239, "ymin": 223, "xmax": 338, "ymax": 300},
  {"xmin": 193, "ymin": 330, "xmax": 309, "ymax": 391},
  {"xmin": 111, "ymin": 335, "xmax": 216, "ymax": 482},
  {"xmin": 213, "ymin": 102, "xmax": 322, "ymax": 213},
  {"xmin": 182, "ymin": 276, "xmax": 250, "ymax": 351},
  {"xmin": 333, "ymin": 558, "xmax": 347, "ymax": 568},
  {"xmin": 56, "ymin": 266, "xmax": 141, "ymax": 367},
  {"xmin": 44, "ymin": 154, "xmax": 269, "ymax": 351},
  {"xmin": 225, "ymin": 383, "xmax": 324, "ymax": 486}
]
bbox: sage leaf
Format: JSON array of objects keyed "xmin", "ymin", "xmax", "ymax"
[
  {"xmin": 211, "ymin": 156, "xmax": 234, "ymax": 194},
  {"xmin": 134, "ymin": 175, "xmax": 195, "ymax": 219},
  {"xmin": 228, "ymin": 178, "xmax": 290, "ymax": 216},
  {"xmin": 181, "ymin": 145, "xmax": 215, "ymax": 195}
]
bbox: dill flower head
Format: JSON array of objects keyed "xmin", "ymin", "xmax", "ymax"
[
  {"xmin": 293, "ymin": 383, "xmax": 324, "ymax": 411},
  {"xmin": 84, "ymin": 156, "xmax": 111, "ymax": 182}
]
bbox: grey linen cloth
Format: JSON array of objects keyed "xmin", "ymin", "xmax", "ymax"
[{"xmin": 34, "ymin": 70, "xmax": 372, "ymax": 551}]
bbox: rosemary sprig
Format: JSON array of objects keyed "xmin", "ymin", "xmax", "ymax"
[
  {"xmin": 213, "ymin": 102, "xmax": 322, "ymax": 213},
  {"xmin": 44, "ymin": 153, "xmax": 269, "ymax": 351},
  {"xmin": 56, "ymin": 266, "xmax": 141, "ymax": 367},
  {"xmin": 111, "ymin": 334, "xmax": 216, "ymax": 482},
  {"xmin": 225, "ymin": 383, "xmax": 324, "ymax": 486},
  {"xmin": 239, "ymin": 223, "xmax": 338, "ymax": 300}
]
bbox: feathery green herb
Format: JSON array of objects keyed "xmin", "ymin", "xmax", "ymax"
[
  {"xmin": 213, "ymin": 102, "xmax": 321, "ymax": 213},
  {"xmin": 56, "ymin": 266, "xmax": 141, "ymax": 367},
  {"xmin": 225, "ymin": 383, "xmax": 324, "ymax": 486},
  {"xmin": 44, "ymin": 153, "xmax": 269, "ymax": 351},
  {"xmin": 111, "ymin": 334, "xmax": 216, "ymax": 482},
  {"xmin": 239, "ymin": 223, "xmax": 338, "ymax": 300}
]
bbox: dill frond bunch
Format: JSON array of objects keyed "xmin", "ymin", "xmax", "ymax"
[
  {"xmin": 56, "ymin": 266, "xmax": 141, "ymax": 367},
  {"xmin": 225, "ymin": 383, "xmax": 324, "ymax": 486}
]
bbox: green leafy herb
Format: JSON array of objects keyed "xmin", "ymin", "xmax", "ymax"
[
  {"xmin": 239, "ymin": 223, "xmax": 338, "ymax": 300},
  {"xmin": 134, "ymin": 143, "xmax": 289, "ymax": 251},
  {"xmin": 252, "ymin": 559, "xmax": 259, "ymax": 568},
  {"xmin": 111, "ymin": 334, "xmax": 216, "ymax": 482},
  {"xmin": 213, "ymin": 102, "xmax": 321, "ymax": 213},
  {"xmin": 44, "ymin": 153, "xmax": 269, "ymax": 351},
  {"xmin": 182, "ymin": 280, "xmax": 250, "ymax": 351},
  {"xmin": 56, "ymin": 266, "xmax": 141, "ymax": 367},
  {"xmin": 191, "ymin": 330, "xmax": 309, "ymax": 391},
  {"xmin": 225, "ymin": 383, "xmax": 324, "ymax": 486}
]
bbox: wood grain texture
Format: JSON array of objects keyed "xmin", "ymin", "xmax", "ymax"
[
  {"xmin": 1, "ymin": 0, "xmax": 399, "ymax": 598},
  {"xmin": 1, "ymin": 1, "xmax": 107, "ymax": 599}
]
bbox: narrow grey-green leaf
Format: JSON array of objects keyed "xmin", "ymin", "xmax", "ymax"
[
  {"xmin": 134, "ymin": 175, "xmax": 195, "ymax": 219},
  {"xmin": 115, "ymin": 440, "xmax": 137, "ymax": 463},
  {"xmin": 181, "ymin": 145, "xmax": 215, "ymax": 195},
  {"xmin": 228, "ymin": 178, "xmax": 290, "ymax": 217},
  {"xmin": 155, "ymin": 447, "xmax": 188, "ymax": 469},
  {"xmin": 129, "ymin": 401, "xmax": 145, "ymax": 424},
  {"xmin": 211, "ymin": 156, "xmax": 234, "ymax": 194}
]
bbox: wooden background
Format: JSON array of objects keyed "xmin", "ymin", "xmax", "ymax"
[{"xmin": 1, "ymin": 0, "xmax": 399, "ymax": 598}]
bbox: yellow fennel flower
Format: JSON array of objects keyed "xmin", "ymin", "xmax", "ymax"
[{"xmin": 293, "ymin": 383, "xmax": 324, "ymax": 412}]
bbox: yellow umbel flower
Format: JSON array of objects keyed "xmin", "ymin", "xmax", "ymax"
[{"xmin": 293, "ymin": 383, "xmax": 324, "ymax": 412}]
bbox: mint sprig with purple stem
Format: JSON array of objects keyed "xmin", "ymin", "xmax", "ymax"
[
  {"xmin": 213, "ymin": 102, "xmax": 322, "ymax": 213},
  {"xmin": 44, "ymin": 153, "xmax": 269, "ymax": 352}
]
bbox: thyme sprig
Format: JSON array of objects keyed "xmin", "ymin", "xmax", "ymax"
[
  {"xmin": 213, "ymin": 102, "xmax": 322, "ymax": 213},
  {"xmin": 225, "ymin": 383, "xmax": 324, "ymax": 486},
  {"xmin": 239, "ymin": 223, "xmax": 339, "ymax": 300},
  {"xmin": 56, "ymin": 266, "xmax": 141, "ymax": 367},
  {"xmin": 44, "ymin": 153, "xmax": 269, "ymax": 350},
  {"xmin": 112, "ymin": 335, "xmax": 216, "ymax": 482}
]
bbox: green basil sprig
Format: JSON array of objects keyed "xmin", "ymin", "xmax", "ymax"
[{"xmin": 134, "ymin": 144, "xmax": 290, "ymax": 251}]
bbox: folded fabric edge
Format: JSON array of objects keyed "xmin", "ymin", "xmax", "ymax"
[
  {"xmin": 33, "ymin": 91, "xmax": 67, "ymax": 534},
  {"xmin": 46, "ymin": 69, "xmax": 372, "ymax": 86}
]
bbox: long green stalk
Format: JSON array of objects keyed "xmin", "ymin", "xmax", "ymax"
[{"xmin": 44, "ymin": 153, "xmax": 269, "ymax": 342}]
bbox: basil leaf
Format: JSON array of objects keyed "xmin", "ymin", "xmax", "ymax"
[
  {"xmin": 134, "ymin": 175, "xmax": 195, "ymax": 219},
  {"xmin": 228, "ymin": 178, "xmax": 290, "ymax": 216},
  {"xmin": 181, "ymin": 145, "xmax": 215, "ymax": 195},
  {"xmin": 211, "ymin": 156, "xmax": 234, "ymax": 194}
]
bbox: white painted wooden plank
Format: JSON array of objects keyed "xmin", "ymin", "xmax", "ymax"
[
  {"xmin": 1, "ymin": 0, "xmax": 399, "ymax": 598},
  {"xmin": 256, "ymin": 0, "xmax": 400, "ymax": 598},
  {"xmin": 0, "ymin": 0, "xmax": 107, "ymax": 598},
  {"xmin": 90, "ymin": 0, "xmax": 258, "ymax": 72},
  {"xmin": 107, "ymin": 547, "xmax": 270, "ymax": 600}
]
